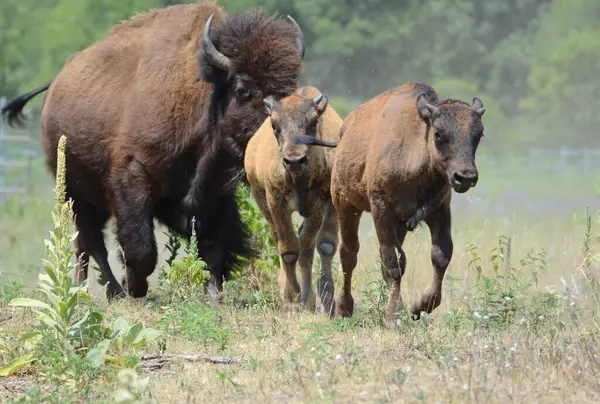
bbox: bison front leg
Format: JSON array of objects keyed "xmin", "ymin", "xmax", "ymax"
[
  {"xmin": 410, "ymin": 204, "xmax": 453, "ymax": 319},
  {"xmin": 335, "ymin": 203, "xmax": 362, "ymax": 318},
  {"xmin": 372, "ymin": 198, "xmax": 406, "ymax": 329},
  {"xmin": 315, "ymin": 201, "xmax": 338, "ymax": 318},
  {"xmin": 297, "ymin": 216, "xmax": 320, "ymax": 310},
  {"xmin": 267, "ymin": 196, "xmax": 301, "ymax": 306}
]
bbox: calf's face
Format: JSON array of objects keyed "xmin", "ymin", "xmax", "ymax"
[
  {"xmin": 263, "ymin": 93, "xmax": 337, "ymax": 175},
  {"xmin": 417, "ymin": 95, "xmax": 486, "ymax": 193}
]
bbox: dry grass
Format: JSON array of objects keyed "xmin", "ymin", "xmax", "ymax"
[{"xmin": 4, "ymin": 210, "xmax": 599, "ymax": 403}]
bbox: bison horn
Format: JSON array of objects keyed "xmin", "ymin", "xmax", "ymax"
[
  {"xmin": 203, "ymin": 12, "xmax": 232, "ymax": 72},
  {"xmin": 294, "ymin": 135, "xmax": 338, "ymax": 148},
  {"xmin": 313, "ymin": 94, "xmax": 324, "ymax": 105},
  {"xmin": 287, "ymin": 15, "xmax": 305, "ymax": 60},
  {"xmin": 471, "ymin": 97, "xmax": 486, "ymax": 117}
]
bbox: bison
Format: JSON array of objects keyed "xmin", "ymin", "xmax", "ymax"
[
  {"xmin": 330, "ymin": 82, "xmax": 485, "ymax": 328},
  {"xmin": 244, "ymin": 86, "xmax": 342, "ymax": 317},
  {"xmin": 1, "ymin": 2, "xmax": 306, "ymax": 300}
]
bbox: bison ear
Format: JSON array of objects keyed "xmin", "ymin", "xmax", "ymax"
[
  {"xmin": 416, "ymin": 93, "xmax": 439, "ymax": 122},
  {"xmin": 263, "ymin": 96, "xmax": 275, "ymax": 116},
  {"xmin": 313, "ymin": 93, "xmax": 328, "ymax": 115},
  {"xmin": 472, "ymin": 97, "xmax": 485, "ymax": 117}
]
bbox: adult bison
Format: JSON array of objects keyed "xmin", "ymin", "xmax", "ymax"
[
  {"xmin": 331, "ymin": 82, "xmax": 485, "ymax": 328},
  {"xmin": 1, "ymin": 2, "xmax": 306, "ymax": 299}
]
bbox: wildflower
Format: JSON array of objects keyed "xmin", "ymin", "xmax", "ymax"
[
  {"xmin": 191, "ymin": 216, "xmax": 197, "ymax": 237},
  {"xmin": 519, "ymin": 317, "xmax": 527, "ymax": 325},
  {"xmin": 453, "ymin": 356, "xmax": 459, "ymax": 362},
  {"xmin": 315, "ymin": 371, "xmax": 321, "ymax": 378},
  {"xmin": 504, "ymin": 296, "xmax": 512, "ymax": 302},
  {"xmin": 335, "ymin": 354, "xmax": 343, "ymax": 361},
  {"xmin": 311, "ymin": 346, "xmax": 316, "ymax": 352},
  {"xmin": 483, "ymin": 315, "xmax": 489, "ymax": 320},
  {"xmin": 538, "ymin": 315, "xmax": 544, "ymax": 321},
  {"xmin": 463, "ymin": 384, "xmax": 469, "ymax": 391},
  {"xmin": 505, "ymin": 362, "xmax": 510, "ymax": 370},
  {"xmin": 473, "ymin": 311, "xmax": 482, "ymax": 319}
]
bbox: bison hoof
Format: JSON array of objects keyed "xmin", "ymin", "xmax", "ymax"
[
  {"xmin": 106, "ymin": 282, "xmax": 127, "ymax": 301},
  {"xmin": 337, "ymin": 295, "xmax": 354, "ymax": 318}
]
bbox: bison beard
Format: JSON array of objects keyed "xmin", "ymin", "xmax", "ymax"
[{"xmin": 1, "ymin": 3, "xmax": 305, "ymax": 299}]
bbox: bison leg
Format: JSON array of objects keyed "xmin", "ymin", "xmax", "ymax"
[
  {"xmin": 197, "ymin": 192, "xmax": 253, "ymax": 298},
  {"xmin": 372, "ymin": 198, "xmax": 406, "ymax": 329},
  {"xmin": 315, "ymin": 201, "xmax": 339, "ymax": 318},
  {"xmin": 267, "ymin": 197, "xmax": 301, "ymax": 305},
  {"xmin": 410, "ymin": 204, "xmax": 453, "ymax": 318},
  {"xmin": 109, "ymin": 160, "xmax": 157, "ymax": 298},
  {"xmin": 72, "ymin": 200, "xmax": 125, "ymax": 299},
  {"xmin": 297, "ymin": 214, "xmax": 320, "ymax": 311},
  {"xmin": 336, "ymin": 204, "xmax": 362, "ymax": 318}
]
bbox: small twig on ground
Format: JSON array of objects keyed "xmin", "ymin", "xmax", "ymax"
[{"xmin": 141, "ymin": 353, "xmax": 245, "ymax": 365}]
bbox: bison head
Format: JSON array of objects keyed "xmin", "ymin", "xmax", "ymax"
[
  {"xmin": 263, "ymin": 91, "xmax": 337, "ymax": 175},
  {"xmin": 417, "ymin": 94, "xmax": 486, "ymax": 194},
  {"xmin": 199, "ymin": 9, "xmax": 306, "ymax": 165}
]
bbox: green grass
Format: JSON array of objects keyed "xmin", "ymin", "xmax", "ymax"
[{"xmin": 1, "ymin": 157, "xmax": 600, "ymax": 402}]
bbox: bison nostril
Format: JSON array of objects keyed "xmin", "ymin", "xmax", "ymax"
[{"xmin": 453, "ymin": 172, "xmax": 478, "ymax": 184}]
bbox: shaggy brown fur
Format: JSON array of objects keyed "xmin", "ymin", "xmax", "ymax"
[
  {"xmin": 1, "ymin": 2, "xmax": 305, "ymax": 299},
  {"xmin": 244, "ymin": 86, "xmax": 342, "ymax": 317},
  {"xmin": 331, "ymin": 82, "xmax": 485, "ymax": 328}
]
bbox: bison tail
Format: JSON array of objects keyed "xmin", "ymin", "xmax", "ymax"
[{"xmin": 1, "ymin": 81, "xmax": 52, "ymax": 128}]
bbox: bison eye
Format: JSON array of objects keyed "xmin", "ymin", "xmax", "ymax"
[
  {"xmin": 236, "ymin": 87, "xmax": 251, "ymax": 100},
  {"xmin": 434, "ymin": 130, "xmax": 442, "ymax": 141}
]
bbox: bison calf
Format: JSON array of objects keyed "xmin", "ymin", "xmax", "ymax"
[
  {"xmin": 244, "ymin": 86, "xmax": 342, "ymax": 316},
  {"xmin": 331, "ymin": 82, "xmax": 486, "ymax": 328}
]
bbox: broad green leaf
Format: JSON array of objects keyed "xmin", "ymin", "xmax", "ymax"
[
  {"xmin": 0, "ymin": 355, "xmax": 36, "ymax": 377},
  {"xmin": 113, "ymin": 317, "xmax": 131, "ymax": 335},
  {"xmin": 124, "ymin": 323, "xmax": 143, "ymax": 346},
  {"xmin": 9, "ymin": 298, "xmax": 52, "ymax": 311},
  {"xmin": 139, "ymin": 328, "xmax": 162, "ymax": 343},
  {"xmin": 85, "ymin": 339, "xmax": 111, "ymax": 369}
]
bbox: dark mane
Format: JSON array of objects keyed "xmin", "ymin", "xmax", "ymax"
[{"xmin": 199, "ymin": 7, "xmax": 302, "ymax": 97}]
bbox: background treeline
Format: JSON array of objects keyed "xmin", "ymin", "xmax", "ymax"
[{"xmin": 1, "ymin": 0, "xmax": 599, "ymax": 152}]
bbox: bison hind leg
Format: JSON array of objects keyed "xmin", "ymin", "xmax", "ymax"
[{"xmin": 72, "ymin": 199, "xmax": 125, "ymax": 300}]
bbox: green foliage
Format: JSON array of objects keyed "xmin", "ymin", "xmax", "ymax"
[
  {"xmin": 159, "ymin": 301, "xmax": 231, "ymax": 352},
  {"xmin": 0, "ymin": 137, "xmax": 161, "ymax": 400},
  {"xmin": 158, "ymin": 218, "xmax": 211, "ymax": 301},
  {"xmin": 3, "ymin": 0, "xmax": 596, "ymax": 149},
  {"xmin": 236, "ymin": 183, "xmax": 279, "ymax": 281},
  {"xmin": 522, "ymin": 0, "xmax": 600, "ymax": 145}
]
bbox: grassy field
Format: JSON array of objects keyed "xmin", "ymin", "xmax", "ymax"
[{"xmin": 1, "ymin": 153, "xmax": 600, "ymax": 403}]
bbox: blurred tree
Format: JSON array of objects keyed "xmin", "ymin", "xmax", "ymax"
[
  {"xmin": 0, "ymin": 0, "xmax": 597, "ymax": 148},
  {"xmin": 522, "ymin": 0, "xmax": 600, "ymax": 146}
]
